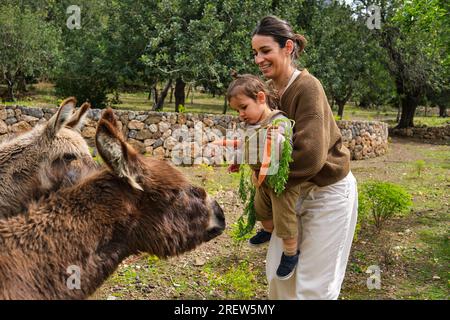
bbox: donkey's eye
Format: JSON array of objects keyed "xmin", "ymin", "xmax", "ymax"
[{"xmin": 62, "ymin": 153, "xmax": 77, "ymax": 162}]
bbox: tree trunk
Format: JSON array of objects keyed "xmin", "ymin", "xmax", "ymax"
[
  {"xmin": 337, "ymin": 102, "xmax": 345, "ymax": 120},
  {"xmin": 152, "ymin": 84, "xmax": 158, "ymax": 105},
  {"xmin": 174, "ymin": 78, "xmax": 186, "ymax": 113},
  {"xmin": 223, "ymin": 96, "xmax": 228, "ymax": 114},
  {"xmin": 147, "ymin": 82, "xmax": 154, "ymax": 101},
  {"xmin": 17, "ymin": 73, "xmax": 27, "ymax": 94},
  {"xmin": 439, "ymin": 105, "xmax": 447, "ymax": 117},
  {"xmin": 396, "ymin": 95, "xmax": 419, "ymax": 128},
  {"xmin": 5, "ymin": 79, "xmax": 15, "ymax": 102},
  {"xmin": 169, "ymin": 85, "xmax": 174, "ymax": 104},
  {"xmin": 396, "ymin": 99, "xmax": 401, "ymax": 123},
  {"xmin": 152, "ymin": 79, "xmax": 172, "ymax": 111}
]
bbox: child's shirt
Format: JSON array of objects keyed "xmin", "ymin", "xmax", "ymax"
[{"xmin": 235, "ymin": 110, "xmax": 293, "ymax": 180}]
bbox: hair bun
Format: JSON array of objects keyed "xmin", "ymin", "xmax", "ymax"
[
  {"xmin": 229, "ymin": 69, "xmax": 239, "ymax": 79},
  {"xmin": 294, "ymin": 34, "xmax": 307, "ymax": 55}
]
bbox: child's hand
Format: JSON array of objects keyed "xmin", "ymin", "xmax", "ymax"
[
  {"xmin": 211, "ymin": 139, "xmax": 225, "ymax": 146},
  {"xmin": 227, "ymin": 164, "xmax": 240, "ymax": 173},
  {"xmin": 266, "ymin": 125, "xmax": 279, "ymax": 140}
]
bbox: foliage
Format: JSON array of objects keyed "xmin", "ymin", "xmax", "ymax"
[
  {"xmin": 266, "ymin": 118, "xmax": 294, "ymax": 195},
  {"xmin": 54, "ymin": 0, "xmax": 118, "ymax": 108},
  {"xmin": 300, "ymin": 1, "xmax": 392, "ymax": 118},
  {"xmin": 353, "ymin": 0, "xmax": 449, "ymax": 127},
  {"xmin": 414, "ymin": 160, "xmax": 426, "ymax": 177},
  {"xmin": 233, "ymin": 164, "xmax": 257, "ymax": 241},
  {"xmin": 0, "ymin": 4, "xmax": 61, "ymax": 101},
  {"xmin": 358, "ymin": 180, "xmax": 413, "ymax": 231}
]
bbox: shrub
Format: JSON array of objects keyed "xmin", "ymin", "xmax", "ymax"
[
  {"xmin": 414, "ymin": 160, "xmax": 426, "ymax": 177},
  {"xmin": 358, "ymin": 180, "xmax": 413, "ymax": 231}
]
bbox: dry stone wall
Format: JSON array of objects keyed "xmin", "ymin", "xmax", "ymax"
[{"xmin": 0, "ymin": 105, "xmax": 390, "ymax": 163}]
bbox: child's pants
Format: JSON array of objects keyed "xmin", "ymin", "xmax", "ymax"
[
  {"xmin": 265, "ymin": 171, "xmax": 358, "ymax": 300},
  {"xmin": 254, "ymin": 182, "xmax": 301, "ymax": 239}
]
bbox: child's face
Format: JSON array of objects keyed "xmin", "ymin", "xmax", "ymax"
[{"xmin": 229, "ymin": 91, "xmax": 267, "ymax": 125}]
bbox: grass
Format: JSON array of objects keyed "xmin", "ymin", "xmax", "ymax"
[
  {"xmin": 341, "ymin": 139, "xmax": 449, "ymax": 300},
  {"xmin": 1, "ymin": 82, "xmax": 227, "ymax": 114},
  {"xmin": 2, "ymin": 82, "xmax": 448, "ymax": 126}
]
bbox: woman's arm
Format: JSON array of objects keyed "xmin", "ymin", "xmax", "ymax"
[{"xmin": 288, "ymin": 79, "xmax": 330, "ymax": 182}]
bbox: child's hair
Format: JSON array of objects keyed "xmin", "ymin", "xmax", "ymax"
[{"xmin": 226, "ymin": 74, "xmax": 280, "ymax": 110}]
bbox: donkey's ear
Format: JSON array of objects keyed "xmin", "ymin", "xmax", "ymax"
[
  {"xmin": 101, "ymin": 106, "xmax": 118, "ymax": 127},
  {"xmin": 95, "ymin": 109, "xmax": 143, "ymax": 191},
  {"xmin": 66, "ymin": 101, "xmax": 91, "ymax": 131},
  {"xmin": 47, "ymin": 97, "xmax": 77, "ymax": 136}
]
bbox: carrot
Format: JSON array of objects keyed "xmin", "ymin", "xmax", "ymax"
[{"xmin": 256, "ymin": 126, "xmax": 273, "ymax": 187}]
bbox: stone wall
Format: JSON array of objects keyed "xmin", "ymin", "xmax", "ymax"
[
  {"xmin": 389, "ymin": 125, "xmax": 450, "ymax": 141},
  {"xmin": 0, "ymin": 105, "xmax": 389, "ymax": 162}
]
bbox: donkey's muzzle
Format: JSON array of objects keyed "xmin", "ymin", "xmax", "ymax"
[{"xmin": 205, "ymin": 200, "xmax": 226, "ymax": 241}]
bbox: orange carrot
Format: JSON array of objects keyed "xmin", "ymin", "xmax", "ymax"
[{"xmin": 256, "ymin": 126, "xmax": 273, "ymax": 187}]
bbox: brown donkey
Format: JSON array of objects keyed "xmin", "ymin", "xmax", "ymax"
[
  {"xmin": 0, "ymin": 108, "xmax": 226, "ymax": 299},
  {"xmin": 0, "ymin": 97, "xmax": 96, "ymax": 218}
]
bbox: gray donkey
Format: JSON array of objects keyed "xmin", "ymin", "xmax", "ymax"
[{"xmin": 0, "ymin": 97, "xmax": 96, "ymax": 218}]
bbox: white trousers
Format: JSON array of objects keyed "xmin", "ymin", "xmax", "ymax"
[{"xmin": 266, "ymin": 171, "xmax": 358, "ymax": 300}]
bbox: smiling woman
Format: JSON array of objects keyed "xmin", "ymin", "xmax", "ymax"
[
  {"xmin": 251, "ymin": 19, "xmax": 307, "ymax": 97},
  {"xmin": 248, "ymin": 15, "xmax": 359, "ymax": 300}
]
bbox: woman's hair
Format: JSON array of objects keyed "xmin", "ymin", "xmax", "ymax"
[
  {"xmin": 226, "ymin": 74, "xmax": 280, "ymax": 110},
  {"xmin": 252, "ymin": 15, "xmax": 307, "ymax": 60}
]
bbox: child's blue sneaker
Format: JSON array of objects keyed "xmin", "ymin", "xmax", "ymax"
[
  {"xmin": 248, "ymin": 230, "xmax": 272, "ymax": 246},
  {"xmin": 276, "ymin": 250, "xmax": 300, "ymax": 280}
]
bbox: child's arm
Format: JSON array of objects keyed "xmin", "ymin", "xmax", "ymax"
[
  {"xmin": 210, "ymin": 138, "xmax": 242, "ymax": 173},
  {"xmin": 210, "ymin": 138, "xmax": 242, "ymax": 148}
]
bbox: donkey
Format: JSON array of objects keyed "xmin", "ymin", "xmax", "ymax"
[
  {"xmin": 0, "ymin": 97, "xmax": 96, "ymax": 218},
  {"xmin": 0, "ymin": 108, "xmax": 226, "ymax": 300}
]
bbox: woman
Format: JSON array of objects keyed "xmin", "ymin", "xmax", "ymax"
[{"xmin": 250, "ymin": 16, "xmax": 358, "ymax": 300}]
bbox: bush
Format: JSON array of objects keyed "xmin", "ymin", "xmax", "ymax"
[
  {"xmin": 358, "ymin": 180, "xmax": 413, "ymax": 231},
  {"xmin": 414, "ymin": 160, "xmax": 426, "ymax": 177}
]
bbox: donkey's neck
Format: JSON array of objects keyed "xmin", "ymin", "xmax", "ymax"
[{"xmin": 0, "ymin": 170, "xmax": 137, "ymax": 299}]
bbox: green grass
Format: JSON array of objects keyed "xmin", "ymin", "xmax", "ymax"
[
  {"xmin": 202, "ymin": 259, "xmax": 261, "ymax": 300},
  {"xmin": 3, "ymin": 82, "xmax": 448, "ymax": 125},
  {"xmin": 394, "ymin": 212, "xmax": 449, "ymax": 300}
]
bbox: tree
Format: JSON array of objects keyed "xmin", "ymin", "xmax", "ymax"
[
  {"xmin": 0, "ymin": 4, "xmax": 61, "ymax": 101},
  {"xmin": 140, "ymin": 0, "xmax": 302, "ymax": 112},
  {"xmin": 354, "ymin": 0, "xmax": 449, "ymax": 128},
  {"xmin": 53, "ymin": 0, "xmax": 119, "ymax": 108},
  {"xmin": 301, "ymin": 1, "xmax": 379, "ymax": 119}
]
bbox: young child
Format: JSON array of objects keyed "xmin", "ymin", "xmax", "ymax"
[{"xmin": 213, "ymin": 74, "xmax": 301, "ymax": 280}]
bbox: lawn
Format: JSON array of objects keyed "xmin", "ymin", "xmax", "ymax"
[{"xmin": 2, "ymin": 82, "xmax": 449, "ymax": 127}]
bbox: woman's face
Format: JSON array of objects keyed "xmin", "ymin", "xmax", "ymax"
[
  {"xmin": 251, "ymin": 34, "xmax": 292, "ymax": 81},
  {"xmin": 229, "ymin": 92, "xmax": 266, "ymax": 125}
]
